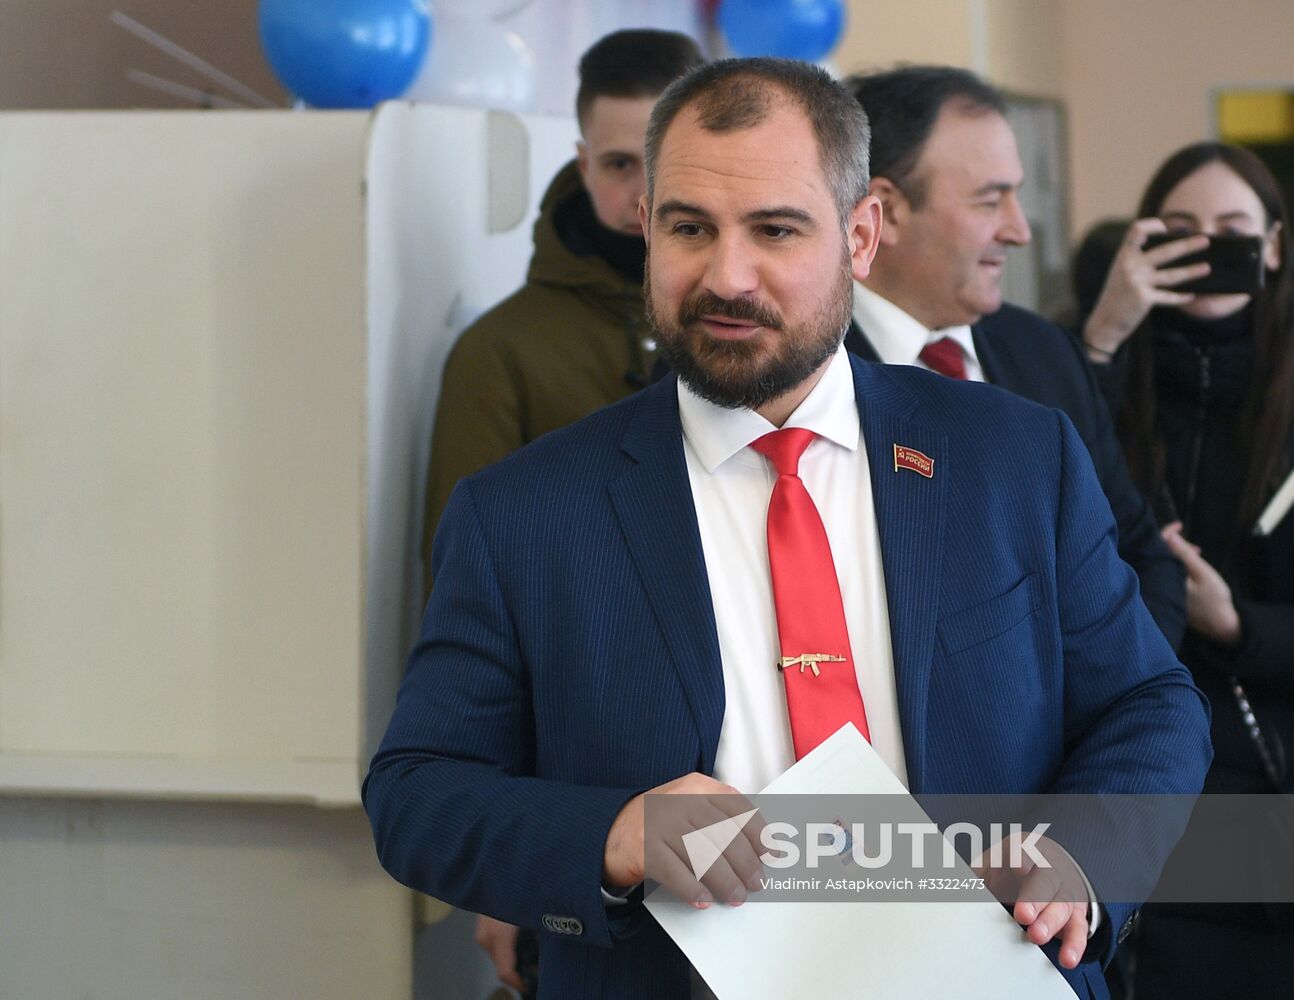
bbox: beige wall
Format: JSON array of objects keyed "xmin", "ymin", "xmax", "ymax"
[
  {"xmin": 837, "ymin": 0, "xmax": 976, "ymax": 75},
  {"xmin": 838, "ymin": 0, "xmax": 1062, "ymax": 96},
  {"xmin": 0, "ymin": 0, "xmax": 286, "ymax": 109},
  {"xmin": 840, "ymin": 0, "xmax": 1294, "ymax": 238},
  {"xmin": 986, "ymin": 0, "xmax": 1063, "ymax": 98},
  {"xmin": 1061, "ymin": 0, "xmax": 1294, "ymax": 235}
]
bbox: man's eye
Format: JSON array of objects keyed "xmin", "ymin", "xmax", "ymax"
[
  {"xmin": 607, "ymin": 158, "xmax": 633, "ymax": 172},
  {"xmin": 673, "ymin": 223, "xmax": 704, "ymax": 237},
  {"xmin": 761, "ymin": 225, "xmax": 794, "ymax": 239}
]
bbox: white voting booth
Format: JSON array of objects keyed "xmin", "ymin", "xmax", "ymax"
[{"xmin": 0, "ymin": 104, "xmax": 577, "ymax": 999}]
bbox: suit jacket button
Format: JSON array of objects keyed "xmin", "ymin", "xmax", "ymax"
[{"xmin": 541, "ymin": 914, "xmax": 584, "ymax": 936}]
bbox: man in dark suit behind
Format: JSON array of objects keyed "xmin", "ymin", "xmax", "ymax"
[{"xmin": 844, "ymin": 66, "xmax": 1185, "ymax": 649}]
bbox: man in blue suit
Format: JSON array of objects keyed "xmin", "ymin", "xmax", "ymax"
[
  {"xmin": 842, "ymin": 66, "xmax": 1186, "ymax": 651},
  {"xmin": 365, "ymin": 58, "xmax": 1210, "ymax": 999}
]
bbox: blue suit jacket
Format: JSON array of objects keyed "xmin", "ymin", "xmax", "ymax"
[
  {"xmin": 844, "ymin": 302, "xmax": 1186, "ymax": 649},
  {"xmin": 365, "ymin": 355, "xmax": 1210, "ymax": 999}
]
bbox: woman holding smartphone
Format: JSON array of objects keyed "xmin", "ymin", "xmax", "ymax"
[{"xmin": 1080, "ymin": 141, "xmax": 1294, "ymax": 999}]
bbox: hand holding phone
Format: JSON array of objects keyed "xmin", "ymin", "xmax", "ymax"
[
  {"xmin": 1143, "ymin": 232, "xmax": 1265, "ymax": 295},
  {"xmin": 1082, "ymin": 220, "xmax": 1204, "ymax": 359}
]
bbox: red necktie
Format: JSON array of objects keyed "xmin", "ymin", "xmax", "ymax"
[
  {"xmin": 751, "ymin": 428, "xmax": 870, "ymax": 758},
  {"xmin": 919, "ymin": 337, "xmax": 967, "ymax": 380}
]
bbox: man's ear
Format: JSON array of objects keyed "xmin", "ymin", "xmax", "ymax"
[
  {"xmin": 846, "ymin": 194, "xmax": 885, "ymax": 282},
  {"xmin": 867, "ymin": 176, "xmax": 907, "ymax": 248},
  {"xmin": 576, "ymin": 140, "xmax": 590, "ymax": 186},
  {"xmin": 638, "ymin": 194, "xmax": 650, "ymax": 246}
]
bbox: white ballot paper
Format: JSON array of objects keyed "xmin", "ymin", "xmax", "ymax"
[{"xmin": 645, "ymin": 725, "xmax": 1078, "ymax": 998}]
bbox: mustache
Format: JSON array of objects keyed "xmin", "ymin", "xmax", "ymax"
[{"xmin": 677, "ymin": 291, "xmax": 783, "ymax": 330}]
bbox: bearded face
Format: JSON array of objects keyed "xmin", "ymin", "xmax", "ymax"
[
  {"xmin": 645, "ymin": 245, "xmax": 855, "ymax": 412},
  {"xmin": 638, "ymin": 100, "xmax": 877, "ymax": 417}
]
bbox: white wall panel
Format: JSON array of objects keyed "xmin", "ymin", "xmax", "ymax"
[{"xmin": 0, "ymin": 111, "xmax": 371, "ymax": 802}]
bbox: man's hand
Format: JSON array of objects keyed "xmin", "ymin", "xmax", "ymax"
[
  {"xmin": 473, "ymin": 914, "xmax": 523, "ymax": 992},
  {"xmin": 974, "ymin": 833, "xmax": 1091, "ymax": 969},
  {"xmin": 1162, "ymin": 522, "xmax": 1242, "ymax": 645},
  {"xmin": 604, "ymin": 772, "xmax": 766, "ymax": 909}
]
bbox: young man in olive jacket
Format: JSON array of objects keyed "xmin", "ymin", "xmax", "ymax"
[{"xmin": 421, "ymin": 30, "xmax": 704, "ymax": 585}]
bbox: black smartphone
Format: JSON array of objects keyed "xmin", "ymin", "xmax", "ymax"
[{"xmin": 1143, "ymin": 232, "xmax": 1265, "ymax": 295}]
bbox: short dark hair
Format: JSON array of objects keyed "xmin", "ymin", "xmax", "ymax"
[
  {"xmin": 845, "ymin": 65, "xmax": 1005, "ymax": 208},
  {"xmin": 644, "ymin": 58, "xmax": 871, "ymax": 226},
  {"xmin": 575, "ymin": 30, "xmax": 705, "ymax": 130}
]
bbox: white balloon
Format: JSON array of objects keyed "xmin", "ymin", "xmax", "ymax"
[
  {"xmin": 404, "ymin": 16, "xmax": 537, "ymax": 112},
  {"xmin": 433, "ymin": 0, "xmax": 534, "ymax": 21}
]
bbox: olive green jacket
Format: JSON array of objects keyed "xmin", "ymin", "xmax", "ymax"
[{"xmin": 421, "ymin": 161, "xmax": 655, "ymax": 589}]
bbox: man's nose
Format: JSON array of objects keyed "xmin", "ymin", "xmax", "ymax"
[
  {"xmin": 1000, "ymin": 195, "xmax": 1031, "ymax": 246},
  {"xmin": 703, "ymin": 234, "xmax": 759, "ymax": 299}
]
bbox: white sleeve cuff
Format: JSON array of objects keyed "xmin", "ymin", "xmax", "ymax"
[
  {"xmin": 601, "ymin": 883, "xmax": 638, "ymax": 907},
  {"xmin": 1049, "ymin": 842, "xmax": 1102, "ymax": 937}
]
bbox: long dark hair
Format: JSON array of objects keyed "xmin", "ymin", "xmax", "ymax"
[{"xmin": 1119, "ymin": 142, "xmax": 1294, "ymax": 532}]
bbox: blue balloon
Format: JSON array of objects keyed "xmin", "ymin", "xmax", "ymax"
[
  {"xmin": 259, "ymin": 0, "xmax": 431, "ymax": 109},
  {"xmin": 718, "ymin": 0, "xmax": 845, "ymax": 62}
]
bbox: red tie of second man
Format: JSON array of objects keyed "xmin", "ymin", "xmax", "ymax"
[
  {"xmin": 752, "ymin": 428, "xmax": 870, "ymax": 759},
  {"xmin": 919, "ymin": 336, "xmax": 968, "ymax": 380}
]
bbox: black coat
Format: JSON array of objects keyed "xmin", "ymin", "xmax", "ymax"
[
  {"xmin": 1094, "ymin": 310, "xmax": 1294, "ymax": 999},
  {"xmin": 845, "ymin": 302, "xmax": 1187, "ymax": 650},
  {"xmin": 1091, "ymin": 315, "xmax": 1294, "ymax": 794}
]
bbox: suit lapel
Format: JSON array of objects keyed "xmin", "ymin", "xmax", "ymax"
[
  {"xmin": 852, "ymin": 358, "xmax": 947, "ymax": 792},
  {"xmin": 608, "ymin": 378, "xmax": 725, "ymax": 773}
]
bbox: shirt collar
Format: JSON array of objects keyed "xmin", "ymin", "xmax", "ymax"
[
  {"xmin": 677, "ymin": 344, "xmax": 859, "ymax": 474},
  {"xmin": 852, "ymin": 282, "xmax": 978, "ymax": 369}
]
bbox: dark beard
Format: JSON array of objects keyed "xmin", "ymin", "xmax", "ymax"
[{"xmin": 645, "ymin": 251, "xmax": 854, "ymax": 412}]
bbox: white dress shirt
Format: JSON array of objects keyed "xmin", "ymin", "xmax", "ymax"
[
  {"xmin": 678, "ymin": 345, "xmax": 908, "ymax": 793},
  {"xmin": 852, "ymin": 283, "xmax": 985, "ymax": 382}
]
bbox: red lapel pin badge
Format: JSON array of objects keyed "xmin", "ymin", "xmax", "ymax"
[{"xmin": 893, "ymin": 444, "xmax": 934, "ymax": 478}]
